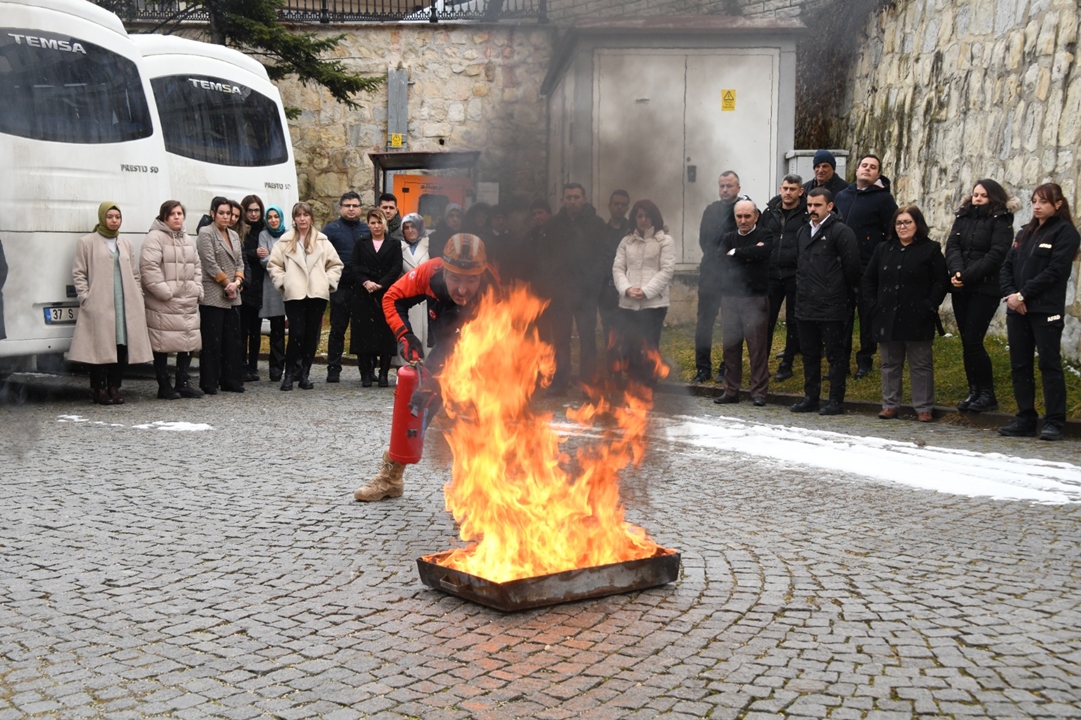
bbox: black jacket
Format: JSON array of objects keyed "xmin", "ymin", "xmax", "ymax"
[
  {"xmin": 0, "ymin": 238, "xmax": 7, "ymax": 340},
  {"xmin": 698, "ymin": 200, "xmax": 737, "ymax": 291},
  {"xmin": 350, "ymin": 237, "xmax": 404, "ymax": 356},
  {"xmin": 539, "ymin": 204, "xmax": 610, "ymax": 308},
  {"xmin": 802, "ymin": 173, "xmax": 848, "ymax": 198},
  {"xmin": 1000, "ymin": 216, "xmax": 1081, "ymax": 316},
  {"xmin": 763, "ymin": 195, "xmax": 808, "ymax": 280},
  {"xmin": 323, "ymin": 217, "xmax": 371, "ymax": 293},
  {"xmin": 240, "ymin": 221, "xmax": 265, "ymax": 308},
  {"xmin": 944, "ymin": 205, "xmax": 1014, "ymax": 298},
  {"xmin": 834, "ymin": 178, "xmax": 898, "ymax": 269},
  {"xmin": 794, "ymin": 215, "xmax": 861, "ymax": 323},
  {"xmin": 862, "ymin": 237, "xmax": 949, "ymax": 342},
  {"xmin": 599, "ymin": 218, "xmax": 630, "ymax": 310},
  {"xmin": 719, "ymin": 224, "xmax": 773, "ymax": 296}
]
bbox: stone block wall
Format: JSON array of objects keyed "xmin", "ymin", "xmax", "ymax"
[
  {"xmin": 838, "ymin": 0, "xmax": 1081, "ymax": 360},
  {"xmin": 274, "ymin": 24, "xmax": 554, "ymax": 225},
  {"xmin": 545, "ymin": 0, "xmax": 813, "ymax": 21}
]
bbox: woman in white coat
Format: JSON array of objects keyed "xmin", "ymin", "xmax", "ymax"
[
  {"xmin": 611, "ymin": 199, "xmax": 676, "ymax": 384},
  {"xmin": 394, "ymin": 212, "xmax": 430, "ymax": 364},
  {"xmin": 267, "ymin": 202, "xmax": 344, "ymax": 391}
]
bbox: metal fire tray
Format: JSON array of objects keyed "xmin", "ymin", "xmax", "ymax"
[{"xmin": 416, "ymin": 548, "xmax": 681, "ymax": 612}]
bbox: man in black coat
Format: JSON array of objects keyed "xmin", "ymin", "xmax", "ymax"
[
  {"xmin": 321, "ymin": 191, "xmax": 370, "ymax": 383},
  {"xmin": 834, "ymin": 153, "xmax": 898, "ymax": 378},
  {"xmin": 542, "ymin": 183, "xmax": 610, "ymax": 392},
  {"xmin": 694, "ymin": 170, "xmax": 742, "ymax": 383},
  {"xmin": 801, "ymin": 149, "xmax": 848, "ymax": 197},
  {"xmin": 790, "ymin": 188, "xmax": 861, "ymax": 416},
  {"xmin": 379, "ymin": 193, "xmax": 405, "ymax": 243},
  {"xmin": 713, "ymin": 200, "xmax": 774, "ymax": 406},
  {"xmin": 763, "ymin": 174, "xmax": 807, "ymax": 381},
  {"xmin": 600, "ymin": 190, "xmax": 632, "ymax": 365}
]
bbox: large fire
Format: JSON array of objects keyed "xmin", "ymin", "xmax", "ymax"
[{"xmin": 434, "ymin": 285, "xmax": 669, "ymax": 584}]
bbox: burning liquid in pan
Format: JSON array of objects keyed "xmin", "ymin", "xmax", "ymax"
[{"xmin": 434, "ymin": 285, "xmax": 671, "ymax": 584}]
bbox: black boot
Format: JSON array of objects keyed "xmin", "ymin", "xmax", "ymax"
[
  {"xmin": 174, "ymin": 353, "xmax": 204, "ymax": 398},
  {"xmin": 361, "ymin": 355, "xmax": 373, "ymax": 388},
  {"xmin": 967, "ymin": 386, "xmax": 998, "ymax": 413},
  {"xmin": 298, "ymin": 362, "xmax": 314, "ymax": 390},
  {"xmin": 280, "ymin": 373, "xmax": 294, "ymax": 391},
  {"xmin": 957, "ymin": 384, "xmax": 978, "ymax": 411},
  {"xmin": 377, "ymin": 355, "xmax": 391, "ymax": 387},
  {"xmin": 157, "ymin": 378, "xmax": 180, "ymax": 400}
]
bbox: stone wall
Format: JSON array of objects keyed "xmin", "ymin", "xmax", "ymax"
[
  {"xmin": 545, "ymin": 0, "xmax": 812, "ymax": 21},
  {"xmin": 274, "ymin": 24, "xmax": 553, "ymax": 224},
  {"xmin": 838, "ymin": 0, "xmax": 1081, "ymax": 360}
]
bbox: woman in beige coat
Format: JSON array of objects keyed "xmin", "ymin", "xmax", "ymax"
[
  {"xmin": 196, "ymin": 197, "xmax": 246, "ymax": 395},
  {"xmin": 140, "ymin": 200, "xmax": 204, "ymax": 400},
  {"xmin": 267, "ymin": 202, "xmax": 343, "ymax": 391},
  {"xmin": 69, "ymin": 201, "xmax": 153, "ymax": 405}
]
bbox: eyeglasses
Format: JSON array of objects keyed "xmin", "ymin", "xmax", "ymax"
[
  {"xmin": 246, "ymin": 207, "xmax": 261, "ymax": 213},
  {"xmin": 895, "ymin": 220, "xmax": 914, "ymax": 227},
  {"xmin": 341, "ymin": 203, "xmax": 361, "ymax": 209}
]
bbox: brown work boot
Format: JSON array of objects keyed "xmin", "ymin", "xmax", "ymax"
[{"xmin": 353, "ymin": 452, "xmax": 405, "ymax": 502}]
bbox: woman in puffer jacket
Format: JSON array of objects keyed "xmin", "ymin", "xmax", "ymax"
[
  {"xmin": 611, "ymin": 199, "xmax": 676, "ymax": 383},
  {"xmin": 944, "ymin": 179, "xmax": 1018, "ymax": 413},
  {"xmin": 140, "ymin": 200, "xmax": 204, "ymax": 399}
]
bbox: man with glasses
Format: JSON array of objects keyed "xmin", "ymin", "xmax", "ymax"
[{"xmin": 321, "ymin": 191, "xmax": 371, "ymax": 383}]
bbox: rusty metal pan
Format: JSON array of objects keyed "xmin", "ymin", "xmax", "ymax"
[{"xmin": 416, "ymin": 548, "xmax": 681, "ymax": 612}]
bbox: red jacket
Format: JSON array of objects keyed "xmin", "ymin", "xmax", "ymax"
[{"xmin": 382, "ymin": 258, "xmax": 498, "ymax": 359}]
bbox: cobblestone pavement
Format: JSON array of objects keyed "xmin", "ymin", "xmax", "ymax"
[{"xmin": 2, "ymin": 370, "xmax": 1080, "ymax": 719}]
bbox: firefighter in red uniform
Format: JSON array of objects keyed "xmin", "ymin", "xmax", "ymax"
[{"xmin": 354, "ymin": 233, "xmax": 496, "ymax": 502}]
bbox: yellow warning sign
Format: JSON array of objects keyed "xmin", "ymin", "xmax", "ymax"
[
  {"xmin": 390, "ymin": 133, "xmax": 404, "ymax": 148},
  {"xmin": 721, "ymin": 89, "xmax": 736, "ymax": 112}
]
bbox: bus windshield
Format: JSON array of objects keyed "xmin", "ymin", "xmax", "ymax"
[
  {"xmin": 0, "ymin": 28, "xmax": 154, "ymax": 144},
  {"xmin": 151, "ymin": 74, "xmax": 289, "ymax": 168}
]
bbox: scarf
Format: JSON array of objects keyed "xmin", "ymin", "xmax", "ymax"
[
  {"xmin": 94, "ymin": 201, "xmax": 121, "ymax": 239},
  {"xmin": 265, "ymin": 206, "xmax": 287, "ymax": 238}
]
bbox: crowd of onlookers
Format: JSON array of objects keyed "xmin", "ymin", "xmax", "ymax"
[{"xmin": 69, "ymin": 149, "xmax": 1079, "ymax": 440}]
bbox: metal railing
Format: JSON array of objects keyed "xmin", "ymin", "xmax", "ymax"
[{"xmin": 103, "ymin": 0, "xmax": 546, "ymax": 23}]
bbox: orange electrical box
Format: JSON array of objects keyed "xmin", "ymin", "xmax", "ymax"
[{"xmin": 393, "ymin": 175, "xmax": 473, "ymax": 229}]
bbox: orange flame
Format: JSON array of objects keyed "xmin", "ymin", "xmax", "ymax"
[{"xmin": 435, "ymin": 284, "xmax": 664, "ymax": 583}]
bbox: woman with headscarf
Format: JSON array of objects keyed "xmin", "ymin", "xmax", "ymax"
[
  {"xmin": 238, "ymin": 194, "xmax": 266, "ymax": 381},
  {"xmin": 258, "ymin": 206, "xmax": 288, "ymax": 381},
  {"xmin": 428, "ymin": 203, "xmax": 464, "ymax": 255},
  {"xmin": 267, "ymin": 202, "xmax": 343, "ymax": 391},
  {"xmin": 140, "ymin": 200, "xmax": 204, "ymax": 400},
  {"xmin": 395, "ymin": 213, "xmax": 430, "ymax": 363},
  {"xmin": 350, "ymin": 208, "xmax": 403, "ymax": 387},
  {"xmin": 69, "ymin": 202, "xmax": 153, "ymax": 405},
  {"xmin": 196, "ymin": 197, "xmax": 246, "ymax": 394}
]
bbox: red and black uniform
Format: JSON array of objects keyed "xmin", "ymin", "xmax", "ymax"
[{"xmin": 382, "ymin": 258, "xmax": 497, "ymax": 369}]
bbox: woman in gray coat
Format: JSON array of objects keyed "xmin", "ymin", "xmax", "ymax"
[
  {"xmin": 258, "ymin": 205, "xmax": 288, "ymax": 381},
  {"xmin": 196, "ymin": 197, "xmax": 246, "ymax": 394},
  {"xmin": 140, "ymin": 200, "xmax": 204, "ymax": 399}
]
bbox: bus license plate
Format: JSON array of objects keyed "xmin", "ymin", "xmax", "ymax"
[{"xmin": 44, "ymin": 306, "xmax": 78, "ymax": 324}]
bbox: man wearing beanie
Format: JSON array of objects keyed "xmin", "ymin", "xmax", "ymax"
[{"xmin": 802, "ymin": 149, "xmax": 848, "ymax": 196}]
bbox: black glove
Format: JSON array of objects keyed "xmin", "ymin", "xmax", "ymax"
[{"xmin": 398, "ymin": 332, "xmax": 424, "ymax": 362}]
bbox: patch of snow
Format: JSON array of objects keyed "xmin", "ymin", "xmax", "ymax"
[
  {"xmin": 657, "ymin": 415, "xmax": 1081, "ymax": 505},
  {"xmin": 130, "ymin": 421, "xmax": 212, "ymax": 432},
  {"xmin": 57, "ymin": 415, "xmax": 88, "ymax": 423}
]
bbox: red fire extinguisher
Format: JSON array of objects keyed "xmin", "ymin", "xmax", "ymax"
[{"xmin": 388, "ymin": 363, "xmax": 431, "ymax": 464}]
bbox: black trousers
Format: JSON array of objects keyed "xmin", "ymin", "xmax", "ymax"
[
  {"xmin": 952, "ymin": 293, "xmax": 999, "ymax": 389},
  {"xmin": 1006, "ymin": 312, "xmax": 1067, "ymax": 423},
  {"xmin": 199, "ymin": 305, "xmax": 244, "ymax": 391},
  {"xmin": 153, "ymin": 350, "xmax": 193, "ymax": 385},
  {"xmin": 798, "ymin": 319, "xmax": 848, "ymax": 403},
  {"xmin": 88, "ymin": 344, "xmax": 128, "ymax": 389},
  {"xmin": 239, "ymin": 305, "xmax": 262, "ymax": 372},
  {"xmin": 548, "ymin": 298, "xmax": 599, "ymax": 387},
  {"xmin": 326, "ymin": 286, "xmax": 353, "ymax": 374},
  {"xmin": 598, "ymin": 286, "xmax": 621, "ymax": 369},
  {"xmin": 694, "ymin": 288, "xmax": 723, "ymax": 375},
  {"xmin": 767, "ymin": 275, "xmax": 800, "ymax": 364},
  {"xmin": 615, "ymin": 307, "xmax": 667, "ymax": 384},
  {"xmin": 845, "ymin": 287, "xmax": 876, "ymax": 370},
  {"xmin": 266, "ymin": 316, "xmax": 286, "ymax": 377},
  {"xmin": 284, "ymin": 298, "xmax": 327, "ymax": 379}
]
